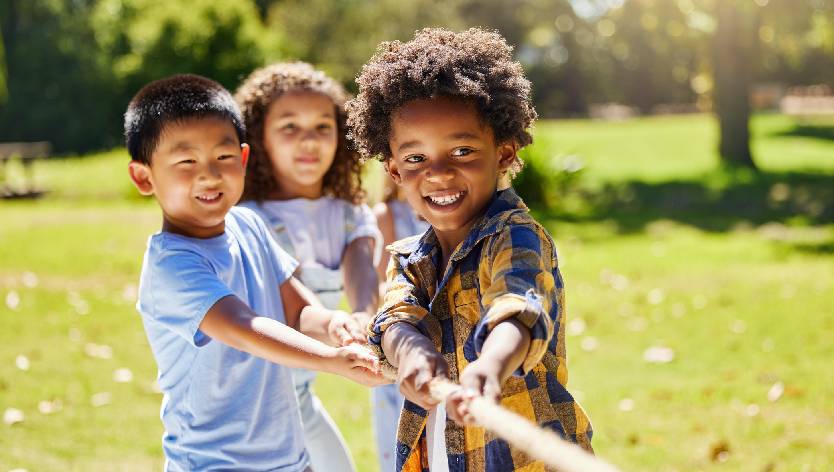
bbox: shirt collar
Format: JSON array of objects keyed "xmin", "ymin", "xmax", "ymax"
[{"xmin": 389, "ymin": 187, "xmax": 528, "ymax": 264}]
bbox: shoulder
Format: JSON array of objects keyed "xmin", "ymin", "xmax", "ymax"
[
  {"xmin": 227, "ymin": 205, "xmax": 269, "ymax": 234},
  {"xmin": 387, "ymin": 233, "xmax": 423, "ymax": 256},
  {"xmin": 488, "ymin": 213, "xmax": 554, "ymax": 253}
]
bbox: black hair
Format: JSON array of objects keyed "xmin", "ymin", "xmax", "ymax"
[
  {"xmin": 346, "ymin": 27, "xmax": 537, "ymax": 166},
  {"xmin": 124, "ymin": 74, "xmax": 245, "ymax": 164}
]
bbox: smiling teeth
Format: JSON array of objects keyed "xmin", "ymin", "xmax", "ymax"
[
  {"xmin": 197, "ymin": 192, "xmax": 220, "ymax": 201},
  {"xmin": 428, "ymin": 192, "xmax": 462, "ymax": 205}
]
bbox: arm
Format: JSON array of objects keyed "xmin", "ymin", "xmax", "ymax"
[
  {"xmin": 373, "ymin": 202, "xmax": 396, "ymax": 290},
  {"xmin": 199, "ymin": 294, "xmax": 382, "ymax": 386},
  {"xmin": 381, "ymin": 322, "xmax": 448, "ymax": 409},
  {"xmin": 282, "ymin": 274, "xmax": 365, "ymax": 347},
  {"xmin": 342, "ymin": 235, "xmax": 380, "ymax": 328}
]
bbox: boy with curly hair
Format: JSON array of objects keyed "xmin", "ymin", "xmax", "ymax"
[{"xmin": 347, "ymin": 28, "xmax": 593, "ymax": 471}]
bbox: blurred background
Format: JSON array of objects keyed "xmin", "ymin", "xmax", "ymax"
[{"xmin": 1, "ymin": 1, "xmax": 833, "ymax": 471}]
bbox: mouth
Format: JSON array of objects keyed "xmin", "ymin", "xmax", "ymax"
[
  {"xmin": 424, "ymin": 190, "xmax": 465, "ymax": 207},
  {"xmin": 195, "ymin": 191, "xmax": 223, "ymax": 203},
  {"xmin": 295, "ymin": 155, "xmax": 320, "ymax": 165}
]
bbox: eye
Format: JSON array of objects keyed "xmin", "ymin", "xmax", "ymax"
[
  {"xmin": 452, "ymin": 147, "xmax": 474, "ymax": 157},
  {"xmin": 280, "ymin": 123, "xmax": 297, "ymax": 133},
  {"xmin": 403, "ymin": 154, "xmax": 425, "ymax": 164},
  {"xmin": 218, "ymin": 154, "xmax": 236, "ymax": 161},
  {"xmin": 317, "ymin": 123, "xmax": 333, "ymax": 132},
  {"xmin": 177, "ymin": 159, "xmax": 196, "ymax": 165}
]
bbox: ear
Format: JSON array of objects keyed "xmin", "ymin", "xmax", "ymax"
[
  {"xmin": 240, "ymin": 143, "xmax": 250, "ymax": 169},
  {"xmin": 384, "ymin": 159, "xmax": 403, "ymax": 184},
  {"xmin": 496, "ymin": 141, "xmax": 518, "ymax": 174},
  {"xmin": 128, "ymin": 161, "xmax": 155, "ymax": 196}
]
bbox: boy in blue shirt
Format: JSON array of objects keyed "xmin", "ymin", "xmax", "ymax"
[
  {"xmin": 347, "ymin": 28, "xmax": 593, "ymax": 471},
  {"xmin": 125, "ymin": 74, "xmax": 383, "ymax": 471}
]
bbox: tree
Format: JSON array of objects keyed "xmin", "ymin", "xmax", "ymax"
[{"xmin": 713, "ymin": 0, "xmax": 756, "ymax": 169}]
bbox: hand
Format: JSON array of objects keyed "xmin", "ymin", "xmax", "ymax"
[
  {"xmin": 397, "ymin": 347, "xmax": 449, "ymax": 410},
  {"xmin": 446, "ymin": 357, "xmax": 503, "ymax": 426},
  {"xmin": 330, "ymin": 343, "xmax": 387, "ymax": 387},
  {"xmin": 351, "ymin": 311, "xmax": 373, "ymax": 331},
  {"xmin": 328, "ymin": 310, "xmax": 366, "ymax": 346}
]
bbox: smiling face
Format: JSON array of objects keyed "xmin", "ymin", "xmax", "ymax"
[
  {"xmin": 262, "ymin": 91, "xmax": 338, "ymax": 199},
  {"xmin": 128, "ymin": 116, "xmax": 248, "ymax": 239},
  {"xmin": 386, "ymin": 97, "xmax": 517, "ymax": 254}
]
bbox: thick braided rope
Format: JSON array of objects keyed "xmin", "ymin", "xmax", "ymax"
[{"xmin": 374, "ymin": 360, "xmax": 621, "ymax": 472}]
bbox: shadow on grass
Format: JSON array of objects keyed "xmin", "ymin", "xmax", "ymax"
[
  {"xmin": 771, "ymin": 124, "xmax": 834, "ymax": 141},
  {"xmin": 537, "ymin": 170, "xmax": 834, "ymax": 243}
]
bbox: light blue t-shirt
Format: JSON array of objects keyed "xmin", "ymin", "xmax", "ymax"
[{"xmin": 136, "ymin": 207, "xmax": 310, "ymax": 472}]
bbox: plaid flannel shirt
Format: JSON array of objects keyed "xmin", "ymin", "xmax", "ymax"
[{"xmin": 369, "ymin": 188, "xmax": 593, "ymax": 472}]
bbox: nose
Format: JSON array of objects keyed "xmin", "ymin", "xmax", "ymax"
[
  {"xmin": 425, "ymin": 156, "xmax": 454, "ymax": 183},
  {"xmin": 200, "ymin": 160, "xmax": 223, "ymax": 184},
  {"xmin": 300, "ymin": 129, "xmax": 320, "ymax": 151}
]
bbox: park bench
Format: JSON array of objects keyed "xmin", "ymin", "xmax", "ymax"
[{"xmin": 0, "ymin": 141, "xmax": 50, "ymax": 199}]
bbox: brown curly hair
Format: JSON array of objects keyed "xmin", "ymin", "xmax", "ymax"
[
  {"xmin": 346, "ymin": 27, "xmax": 537, "ymax": 177},
  {"xmin": 235, "ymin": 62, "xmax": 365, "ymax": 203}
]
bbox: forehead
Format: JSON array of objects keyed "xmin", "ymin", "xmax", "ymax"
[
  {"xmin": 156, "ymin": 116, "xmax": 239, "ymax": 151},
  {"xmin": 266, "ymin": 91, "xmax": 336, "ymax": 118},
  {"xmin": 390, "ymin": 97, "xmax": 491, "ymax": 142}
]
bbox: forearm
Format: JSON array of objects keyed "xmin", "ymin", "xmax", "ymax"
[
  {"xmin": 343, "ymin": 237, "xmax": 380, "ymax": 315},
  {"xmin": 297, "ymin": 305, "xmax": 337, "ymax": 345},
  {"xmin": 381, "ymin": 322, "xmax": 436, "ymax": 368},
  {"xmin": 478, "ymin": 318, "xmax": 532, "ymax": 382},
  {"xmin": 200, "ymin": 296, "xmax": 340, "ymax": 373}
]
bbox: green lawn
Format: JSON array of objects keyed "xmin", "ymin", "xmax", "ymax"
[{"xmin": 1, "ymin": 113, "xmax": 832, "ymax": 471}]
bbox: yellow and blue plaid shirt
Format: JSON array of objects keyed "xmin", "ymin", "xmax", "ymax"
[{"xmin": 369, "ymin": 188, "xmax": 593, "ymax": 472}]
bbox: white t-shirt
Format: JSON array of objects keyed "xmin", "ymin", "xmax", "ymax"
[{"xmin": 242, "ymin": 197, "xmax": 381, "ymax": 271}]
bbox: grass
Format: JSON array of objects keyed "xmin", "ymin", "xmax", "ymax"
[{"xmin": 1, "ymin": 113, "xmax": 833, "ymax": 471}]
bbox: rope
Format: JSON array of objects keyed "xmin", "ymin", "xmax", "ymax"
[{"xmin": 375, "ymin": 361, "xmax": 621, "ymax": 472}]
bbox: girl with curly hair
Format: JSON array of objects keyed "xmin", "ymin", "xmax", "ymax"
[{"xmin": 235, "ymin": 62, "xmax": 381, "ymax": 472}]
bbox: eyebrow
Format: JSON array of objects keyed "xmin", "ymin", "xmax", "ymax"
[
  {"xmin": 168, "ymin": 135, "xmax": 237, "ymax": 153},
  {"xmin": 275, "ymin": 111, "xmax": 335, "ymax": 119},
  {"xmin": 395, "ymin": 131, "xmax": 483, "ymax": 152}
]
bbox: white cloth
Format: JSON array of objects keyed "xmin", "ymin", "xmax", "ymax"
[{"xmin": 426, "ymin": 403, "xmax": 449, "ymax": 472}]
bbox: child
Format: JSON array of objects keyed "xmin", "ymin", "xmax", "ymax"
[
  {"xmin": 372, "ymin": 175, "xmax": 430, "ymax": 472},
  {"xmin": 125, "ymin": 74, "xmax": 383, "ymax": 471},
  {"xmin": 347, "ymin": 28, "xmax": 594, "ymax": 471},
  {"xmin": 235, "ymin": 62, "xmax": 382, "ymax": 472}
]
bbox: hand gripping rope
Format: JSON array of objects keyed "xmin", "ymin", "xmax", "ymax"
[{"xmin": 371, "ymin": 355, "xmax": 621, "ymax": 472}]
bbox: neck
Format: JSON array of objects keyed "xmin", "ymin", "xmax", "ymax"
[
  {"xmin": 268, "ymin": 178, "xmax": 324, "ymax": 200},
  {"xmin": 161, "ymin": 216, "xmax": 224, "ymax": 239}
]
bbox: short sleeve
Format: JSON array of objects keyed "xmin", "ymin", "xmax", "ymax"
[
  {"xmin": 367, "ymin": 253, "xmax": 430, "ymax": 371},
  {"xmin": 474, "ymin": 222, "xmax": 559, "ymax": 375},
  {"xmin": 248, "ymin": 207, "xmax": 299, "ymax": 284},
  {"xmin": 345, "ymin": 203, "xmax": 383, "ymax": 265},
  {"xmin": 139, "ymin": 248, "xmax": 235, "ymax": 347}
]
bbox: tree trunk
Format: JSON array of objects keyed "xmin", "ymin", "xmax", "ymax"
[{"xmin": 713, "ymin": 0, "xmax": 757, "ymax": 170}]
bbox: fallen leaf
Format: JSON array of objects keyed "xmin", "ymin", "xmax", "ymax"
[
  {"xmin": 5, "ymin": 291, "xmax": 20, "ymax": 310},
  {"xmin": 710, "ymin": 440, "xmax": 730, "ymax": 462},
  {"xmin": 618, "ymin": 398, "xmax": 635, "ymax": 412},
  {"xmin": 767, "ymin": 382, "xmax": 784, "ymax": 402},
  {"xmin": 567, "ymin": 318, "xmax": 586, "ymax": 336},
  {"xmin": 113, "ymin": 368, "xmax": 133, "ymax": 383},
  {"xmin": 647, "ymin": 288, "xmax": 665, "ymax": 305},
  {"xmin": 38, "ymin": 399, "xmax": 63, "ymax": 415},
  {"xmin": 15, "ymin": 355, "xmax": 30, "ymax": 371},
  {"xmin": 91, "ymin": 392, "xmax": 112, "ymax": 407},
  {"xmin": 84, "ymin": 343, "xmax": 113, "ymax": 360},
  {"xmin": 643, "ymin": 346, "xmax": 675, "ymax": 363},
  {"xmin": 3, "ymin": 407, "xmax": 24, "ymax": 425},
  {"xmin": 580, "ymin": 337, "xmax": 599, "ymax": 352},
  {"xmin": 21, "ymin": 271, "xmax": 39, "ymax": 288}
]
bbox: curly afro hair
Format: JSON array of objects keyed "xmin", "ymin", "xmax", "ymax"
[
  {"xmin": 235, "ymin": 62, "xmax": 365, "ymax": 204},
  {"xmin": 346, "ymin": 27, "xmax": 537, "ymax": 171}
]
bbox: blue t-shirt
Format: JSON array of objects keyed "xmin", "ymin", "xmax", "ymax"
[{"xmin": 136, "ymin": 206, "xmax": 309, "ymax": 471}]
